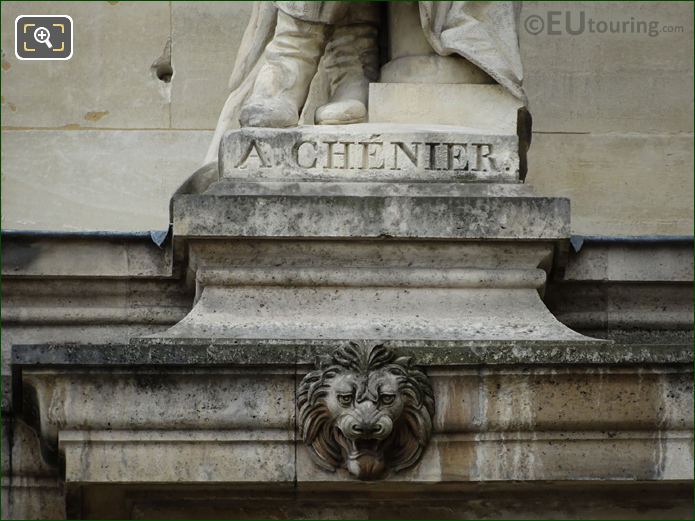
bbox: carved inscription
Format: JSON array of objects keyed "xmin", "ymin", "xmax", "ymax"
[
  {"xmin": 220, "ymin": 127, "xmax": 520, "ymax": 181},
  {"xmin": 235, "ymin": 139, "xmax": 505, "ymax": 174}
]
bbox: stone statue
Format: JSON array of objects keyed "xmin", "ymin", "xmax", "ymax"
[
  {"xmin": 205, "ymin": 1, "xmax": 526, "ymax": 164},
  {"xmin": 239, "ymin": 3, "xmax": 380, "ymax": 129},
  {"xmin": 298, "ymin": 341, "xmax": 435, "ymax": 480}
]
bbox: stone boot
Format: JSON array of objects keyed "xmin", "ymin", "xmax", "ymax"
[
  {"xmin": 240, "ymin": 11, "xmax": 327, "ymax": 128},
  {"xmin": 315, "ymin": 23, "xmax": 379, "ymax": 125}
]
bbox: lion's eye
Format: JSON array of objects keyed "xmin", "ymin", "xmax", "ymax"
[
  {"xmin": 337, "ymin": 394, "xmax": 353, "ymax": 407},
  {"xmin": 380, "ymin": 394, "xmax": 396, "ymax": 405}
]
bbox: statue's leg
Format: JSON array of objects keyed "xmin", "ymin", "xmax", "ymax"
[
  {"xmin": 239, "ymin": 10, "xmax": 327, "ymax": 128},
  {"xmin": 315, "ymin": 22, "xmax": 379, "ymax": 125}
]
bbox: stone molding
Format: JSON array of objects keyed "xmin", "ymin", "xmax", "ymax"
[{"xmin": 11, "ymin": 340, "xmax": 693, "ymax": 486}]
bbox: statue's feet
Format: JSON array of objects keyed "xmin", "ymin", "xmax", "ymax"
[
  {"xmin": 239, "ymin": 97, "xmax": 298, "ymax": 128},
  {"xmin": 315, "ymin": 99, "xmax": 367, "ymax": 125}
]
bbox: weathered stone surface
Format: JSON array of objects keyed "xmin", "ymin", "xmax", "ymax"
[
  {"xmin": 166, "ymin": 173, "xmax": 576, "ymax": 344},
  {"xmin": 369, "ymin": 84, "xmax": 523, "ymax": 134},
  {"xmin": 22, "ymin": 367, "xmax": 295, "ymax": 464},
  {"xmin": 1, "ymin": 270, "xmax": 192, "ymax": 409},
  {"xmin": 206, "ymin": 180, "xmax": 536, "ymax": 198},
  {"xmin": 171, "ymin": 2, "xmax": 253, "ymax": 129},
  {"xmin": 0, "ymin": 1, "xmax": 171, "ymax": 129},
  {"xmin": 1, "ymin": 234, "xmax": 172, "ymax": 278},
  {"xmin": 562, "ymin": 239, "xmax": 694, "ymax": 282},
  {"xmin": 1, "ymin": 418, "xmax": 65, "ymax": 520},
  {"xmin": 520, "ymin": 2, "xmax": 694, "ymax": 134},
  {"xmin": 157, "ymin": 267, "xmax": 589, "ymax": 342},
  {"xmin": 0, "ymin": 130, "xmax": 212, "ymax": 232},
  {"xmin": 219, "ymin": 125, "xmax": 520, "ymax": 182},
  {"xmin": 382, "ymin": 2, "xmax": 501, "ymax": 88},
  {"xmin": 1, "ymin": 476, "xmax": 64, "ymax": 520},
  {"xmin": 526, "ymin": 125, "xmax": 693, "ymax": 237},
  {"xmin": 12, "ymin": 341, "xmax": 693, "ymax": 488},
  {"xmin": 549, "ymin": 282, "xmax": 694, "ymax": 343},
  {"xmin": 12, "ymin": 340, "xmax": 692, "ymax": 367},
  {"xmin": 173, "ymin": 192, "xmax": 569, "ymax": 240},
  {"xmin": 380, "ymin": 55, "xmax": 494, "ymax": 85},
  {"xmin": 298, "ymin": 431, "xmax": 693, "ymax": 483},
  {"xmin": 168, "ymin": 168, "xmax": 577, "ymax": 342},
  {"xmin": 546, "ymin": 238, "xmax": 694, "ymax": 344},
  {"xmin": 1, "ymin": 3, "xmax": 692, "ymax": 518},
  {"xmin": 84, "ymin": 482, "xmax": 694, "ymax": 520},
  {"xmin": 60, "ymin": 430, "xmax": 294, "ymax": 484}
]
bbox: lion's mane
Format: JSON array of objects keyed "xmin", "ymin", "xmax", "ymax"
[{"xmin": 297, "ymin": 341, "xmax": 435, "ymax": 475}]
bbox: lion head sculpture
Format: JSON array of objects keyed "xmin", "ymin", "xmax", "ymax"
[{"xmin": 298, "ymin": 341, "xmax": 435, "ymax": 480}]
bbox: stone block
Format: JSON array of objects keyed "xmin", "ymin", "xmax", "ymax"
[
  {"xmin": 0, "ymin": 129, "xmax": 212, "ymax": 231},
  {"xmin": 0, "ymin": 477, "xmax": 64, "ymax": 520},
  {"xmin": 562, "ymin": 241, "xmax": 694, "ymax": 282},
  {"xmin": 297, "ymin": 431, "xmax": 693, "ymax": 483},
  {"xmin": 167, "ymin": 139, "xmax": 580, "ymax": 345},
  {"xmin": 173, "ymin": 190, "xmax": 569, "ymax": 240},
  {"xmin": 171, "ymin": 2, "xmax": 254, "ymax": 129},
  {"xmin": 1, "ymin": 420, "xmax": 65, "ymax": 519},
  {"xmin": 0, "ymin": 1, "xmax": 171, "ymax": 129},
  {"xmin": 546, "ymin": 239, "xmax": 694, "ymax": 341},
  {"xmin": 12, "ymin": 342, "xmax": 693, "ymax": 487},
  {"xmin": 368, "ymin": 84, "xmax": 523, "ymax": 134},
  {"xmin": 1, "ymin": 274, "xmax": 192, "ymax": 406},
  {"xmin": 520, "ymin": 2, "xmax": 694, "ymax": 133},
  {"xmin": 548, "ymin": 281, "xmax": 694, "ymax": 337},
  {"xmin": 219, "ymin": 124, "xmax": 520, "ymax": 182},
  {"xmin": 23, "ymin": 369, "xmax": 295, "ymax": 456},
  {"xmin": 61, "ymin": 430, "xmax": 294, "ymax": 483},
  {"xmin": 526, "ymin": 132, "xmax": 694, "ymax": 235},
  {"xmin": 1, "ymin": 236, "xmax": 172, "ymax": 278},
  {"xmin": 158, "ymin": 267, "xmax": 588, "ymax": 342}
]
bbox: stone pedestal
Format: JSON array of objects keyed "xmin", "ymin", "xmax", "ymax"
[
  {"xmin": 382, "ymin": 1, "xmax": 496, "ymax": 86},
  {"xmin": 369, "ymin": 85, "xmax": 524, "ymax": 133},
  {"xmin": 9, "ymin": 124, "xmax": 693, "ymax": 518},
  {"xmin": 163, "ymin": 124, "xmax": 585, "ymax": 344}
]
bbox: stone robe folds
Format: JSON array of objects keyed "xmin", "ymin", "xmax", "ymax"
[{"xmin": 205, "ymin": 1, "xmax": 525, "ymax": 164}]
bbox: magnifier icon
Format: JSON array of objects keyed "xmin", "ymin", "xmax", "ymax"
[{"xmin": 33, "ymin": 26, "xmax": 53, "ymax": 49}]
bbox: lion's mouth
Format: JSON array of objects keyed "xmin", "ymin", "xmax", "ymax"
[
  {"xmin": 335, "ymin": 428, "xmax": 384, "ymax": 459},
  {"xmin": 349, "ymin": 438, "xmax": 381, "ymax": 459}
]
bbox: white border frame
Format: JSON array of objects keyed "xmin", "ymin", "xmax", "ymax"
[{"xmin": 15, "ymin": 15, "xmax": 73, "ymax": 61}]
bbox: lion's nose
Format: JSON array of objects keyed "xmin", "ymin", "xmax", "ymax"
[{"xmin": 351, "ymin": 423, "xmax": 383, "ymax": 437}]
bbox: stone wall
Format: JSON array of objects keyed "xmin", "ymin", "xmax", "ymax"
[{"xmin": 1, "ymin": 1, "xmax": 693, "ymax": 235}]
